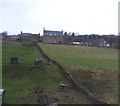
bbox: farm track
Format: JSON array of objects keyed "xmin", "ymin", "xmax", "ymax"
[{"xmin": 35, "ymin": 43, "xmax": 110, "ymax": 104}]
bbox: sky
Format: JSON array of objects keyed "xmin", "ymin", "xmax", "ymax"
[
  {"xmin": 0, "ymin": 0, "xmax": 119, "ymax": 35},
  {"xmin": 119, "ymin": 1, "xmax": 120, "ymax": 34}
]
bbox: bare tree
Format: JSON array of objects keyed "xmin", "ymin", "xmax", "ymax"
[
  {"xmin": 2, "ymin": 31, "xmax": 8, "ymax": 36},
  {"xmin": 64, "ymin": 32, "xmax": 68, "ymax": 36}
]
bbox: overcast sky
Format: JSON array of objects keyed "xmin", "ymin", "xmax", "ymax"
[{"xmin": 0, "ymin": 0, "xmax": 119, "ymax": 35}]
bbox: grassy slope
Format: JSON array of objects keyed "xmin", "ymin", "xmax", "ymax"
[
  {"xmin": 2, "ymin": 42, "xmax": 90, "ymax": 104},
  {"xmin": 40, "ymin": 43, "xmax": 118, "ymax": 71},
  {"xmin": 39, "ymin": 43, "xmax": 118, "ymax": 103}
]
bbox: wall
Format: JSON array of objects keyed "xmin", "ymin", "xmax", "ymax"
[
  {"xmin": 35, "ymin": 43, "xmax": 110, "ymax": 104},
  {"xmin": 20, "ymin": 35, "xmax": 40, "ymax": 43},
  {"xmin": 43, "ymin": 36, "xmax": 73, "ymax": 44},
  {"xmin": 43, "ymin": 35, "xmax": 64, "ymax": 44}
]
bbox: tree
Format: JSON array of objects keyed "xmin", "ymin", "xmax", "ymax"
[
  {"xmin": 2, "ymin": 31, "xmax": 8, "ymax": 36},
  {"xmin": 64, "ymin": 32, "xmax": 68, "ymax": 36},
  {"xmin": 71, "ymin": 32, "xmax": 75, "ymax": 36}
]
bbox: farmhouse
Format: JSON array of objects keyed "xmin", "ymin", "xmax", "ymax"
[
  {"xmin": 5, "ymin": 35, "xmax": 20, "ymax": 41},
  {"xmin": 18, "ymin": 31, "xmax": 40, "ymax": 42},
  {"xmin": 43, "ymin": 29, "xmax": 64, "ymax": 44},
  {"xmin": 43, "ymin": 29, "xmax": 72, "ymax": 44}
]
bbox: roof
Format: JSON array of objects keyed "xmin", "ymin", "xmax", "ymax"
[
  {"xmin": 20, "ymin": 33, "xmax": 31, "ymax": 36},
  {"xmin": 44, "ymin": 30, "xmax": 63, "ymax": 36},
  {"xmin": 20, "ymin": 32, "xmax": 40, "ymax": 36}
]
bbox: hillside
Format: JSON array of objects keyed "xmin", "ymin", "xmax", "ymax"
[
  {"xmin": 2, "ymin": 42, "xmax": 91, "ymax": 104},
  {"xmin": 39, "ymin": 43, "xmax": 118, "ymax": 104},
  {"xmin": 40, "ymin": 43, "xmax": 118, "ymax": 71}
]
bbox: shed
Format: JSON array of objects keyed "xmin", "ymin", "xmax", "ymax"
[
  {"xmin": 10, "ymin": 57, "xmax": 19, "ymax": 64},
  {"xmin": 35, "ymin": 58, "xmax": 41, "ymax": 65},
  {"xmin": 0, "ymin": 89, "xmax": 5, "ymax": 106}
]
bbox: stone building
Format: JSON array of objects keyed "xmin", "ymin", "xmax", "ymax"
[
  {"xmin": 19, "ymin": 31, "xmax": 40, "ymax": 42},
  {"xmin": 43, "ymin": 29, "xmax": 72, "ymax": 44}
]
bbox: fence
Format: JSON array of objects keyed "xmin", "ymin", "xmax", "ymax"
[{"xmin": 35, "ymin": 43, "xmax": 110, "ymax": 105}]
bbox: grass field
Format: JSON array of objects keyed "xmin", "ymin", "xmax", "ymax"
[
  {"xmin": 39, "ymin": 43, "xmax": 118, "ymax": 104},
  {"xmin": 2, "ymin": 42, "xmax": 91, "ymax": 104},
  {"xmin": 40, "ymin": 43, "xmax": 118, "ymax": 71}
]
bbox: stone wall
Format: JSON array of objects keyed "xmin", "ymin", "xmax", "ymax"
[
  {"xmin": 35, "ymin": 43, "xmax": 110, "ymax": 104},
  {"xmin": 43, "ymin": 35, "xmax": 73, "ymax": 44}
]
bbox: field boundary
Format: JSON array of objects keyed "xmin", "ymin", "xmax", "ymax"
[{"xmin": 35, "ymin": 43, "xmax": 110, "ymax": 104}]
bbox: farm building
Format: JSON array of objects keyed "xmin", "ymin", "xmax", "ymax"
[
  {"xmin": 4, "ymin": 35, "xmax": 20, "ymax": 42},
  {"xmin": 43, "ymin": 35, "xmax": 65, "ymax": 44},
  {"xmin": 43, "ymin": 29, "xmax": 72, "ymax": 44},
  {"xmin": 18, "ymin": 31, "xmax": 40, "ymax": 42}
]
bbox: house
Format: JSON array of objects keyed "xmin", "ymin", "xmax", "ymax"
[
  {"xmin": 18, "ymin": 31, "xmax": 40, "ymax": 42},
  {"xmin": 43, "ymin": 35, "xmax": 65, "ymax": 44},
  {"xmin": 43, "ymin": 29, "xmax": 71, "ymax": 44},
  {"xmin": 5, "ymin": 35, "xmax": 20, "ymax": 41},
  {"xmin": 1, "ymin": 34, "xmax": 20, "ymax": 42},
  {"xmin": 43, "ymin": 29, "xmax": 64, "ymax": 43}
]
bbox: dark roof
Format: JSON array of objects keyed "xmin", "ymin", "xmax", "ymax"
[
  {"xmin": 44, "ymin": 30, "xmax": 63, "ymax": 36},
  {"xmin": 19, "ymin": 32, "xmax": 40, "ymax": 36},
  {"xmin": 20, "ymin": 33, "xmax": 31, "ymax": 36}
]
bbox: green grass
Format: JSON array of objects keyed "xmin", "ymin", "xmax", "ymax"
[
  {"xmin": 2, "ymin": 42, "xmax": 90, "ymax": 104},
  {"xmin": 39, "ymin": 43, "xmax": 118, "ymax": 103},
  {"xmin": 2, "ymin": 42, "xmax": 50, "ymax": 103},
  {"xmin": 40, "ymin": 43, "xmax": 118, "ymax": 71},
  {"xmin": 2, "ymin": 42, "xmax": 42, "ymax": 65}
]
